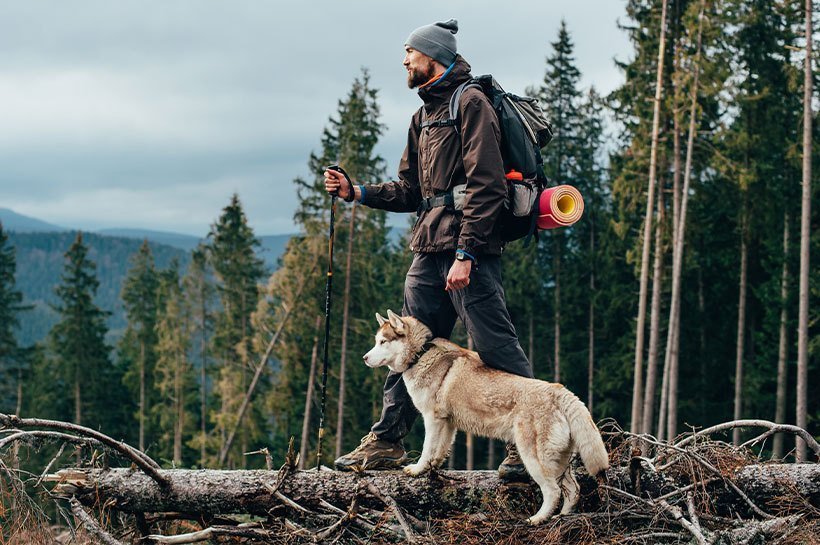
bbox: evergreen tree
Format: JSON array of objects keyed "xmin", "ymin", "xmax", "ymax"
[
  {"xmin": 49, "ymin": 233, "xmax": 122, "ymax": 432},
  {"xmin": 537, "ymin": 19, "xmax": 584, "ymax": 384},
  {"xmin": 0, "ymin": 223, "xmax": 30, "ymax": 414},
  {"xmin": 153, "ymin": 259, "xmax": 196, "ymax": 466},
  {"xmin": 120, "ymin": 240, "xmax": 159, "ymax": 450},
  {"xmin": 208, "ymin": 194, "xmax": 266, "ymax": 467},
  {"xmin": 182, "ymin": 245, "xmax": 216, "ymax": 467}
]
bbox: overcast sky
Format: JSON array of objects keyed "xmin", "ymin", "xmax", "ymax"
[{"xmin": 0, "ymin": 1, "xmax": 632, "ymax": 236}]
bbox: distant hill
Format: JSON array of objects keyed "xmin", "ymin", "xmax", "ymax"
[
  {"xmin": 0, "ymin": 208, "xmax": 67, "ymax": 233},
  {"xmin": 10, "ymin": 231, "xmax": 190, "ymax": 347},
  {"xmin": 97, "ymin": 229, "xmax": 291, "ymax": 269}
]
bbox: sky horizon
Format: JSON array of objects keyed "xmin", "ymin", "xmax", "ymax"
[{"xmin": 0, "ymin": 1, "xmax": 632, "ymax": 237}]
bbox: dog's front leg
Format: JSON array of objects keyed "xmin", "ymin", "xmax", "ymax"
[{"xmin": 404, "ymin": 415, "xmax": 447, "ymax": 477}]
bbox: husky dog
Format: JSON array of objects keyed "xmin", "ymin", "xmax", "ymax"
[{"xmin": 363, "ymin": 310, "xmax": 609, "ymax": 524}]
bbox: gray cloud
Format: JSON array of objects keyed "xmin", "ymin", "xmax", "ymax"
[{"xmin": 0, "ymin": 0, "xmax": 631, "ymax": 236}]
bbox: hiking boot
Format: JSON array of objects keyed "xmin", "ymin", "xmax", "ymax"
[
  {"xmin": 498, "ymin": 442, "xmax": 529, "ymax": 482},
  {"xmin": 334, "ymin": 432, "xmax": 407, "ymax": 471}
]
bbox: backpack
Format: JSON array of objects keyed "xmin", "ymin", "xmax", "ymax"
[{"xmin": 423, "ymin": 74, "xmax": 554, "ymax": 244}]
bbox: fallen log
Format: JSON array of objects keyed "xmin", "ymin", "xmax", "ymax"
[{"xmin": 51, "ymin": 463, "xmax": 819, "ymax": 519}]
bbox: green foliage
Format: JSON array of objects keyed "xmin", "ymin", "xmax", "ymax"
[
  {"xmin": 0, "ymin": 223, "xmax": 30, "ymax": 413},
  {"xmin": 46, "ymin": 233, "xmax": 128, "ymax": 435}
]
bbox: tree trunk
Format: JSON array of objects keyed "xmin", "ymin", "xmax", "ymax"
[
  {"xmin": 300, "ymin": 316, "xmax": 322, "ymax": 470},
  {"xmin": 588, "ymin": 225, "xmax": 595, "ymax": 417},
  {"xmin": 656, "ymin": 331, "xmax": 670, "ymax": 441},
  {"xmin": 773, "ymin": 214, "xmax": 790, "ymax": 459},
  {"xmin": 553, "ymin": 233, "xmax": 561, "ymax": 383},
  {"xmin": 174, "ymin": 349, "xmax": 183, "ymax": 467},
  {"xmin": 200, "ymin": 308, "xmax": 208, "ymax": 468},
  {"xmin": 75, "ymin": 363, "xmax": 82, "ymax": 426},
  {"xmin": 59, "ymin": 464, "xmax": 820, "ymax": 519},
  {"xmin": 139, "ymin": 340, "xmax": 145, "ymax": 451},
  {"xmin": 15, "ymin": 366, "xmax": 22, "ymax": 416},
  {"xmin": 335, "ymin": 203, "xmax": 358, "ymax": 459},
  {"xmin": 733, "ymin": 223, "xmax": 749, "ymax": 446},
  {"xmin": 796, "ymin": 0, "xmax": 812, "ymax": 463},
  {"xmin": 666, "ymin": 1, "xmax": 704, "ymax": 441},
  {"xmin": 642, "ymin": 184, "xmax": 665, "ymax": 435},
  {"xmin": 632, "ymin": 0, "xmax": 669, "ymax": 433}
]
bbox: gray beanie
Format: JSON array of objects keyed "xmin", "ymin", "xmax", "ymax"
[{"xmin": 405, "ymin": 19, "xmax": 458, "ymax": 66}]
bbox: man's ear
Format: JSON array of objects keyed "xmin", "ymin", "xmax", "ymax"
[
  {"xmin": 386, "ymin": 309, "xmax": 406, "ymax": 335},
  {"xmin": 376, "ymin": 312, "xmax": 387, "ymax": 327}
]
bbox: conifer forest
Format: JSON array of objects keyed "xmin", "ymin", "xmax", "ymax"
[{"xmin": 1, "ymin": 1, "xmax": 819, "ymax": 543}]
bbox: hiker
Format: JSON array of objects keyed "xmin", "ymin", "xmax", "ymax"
[{"xmin": 324, "ymin": 19, "xmax": 533, "ymax": 480}]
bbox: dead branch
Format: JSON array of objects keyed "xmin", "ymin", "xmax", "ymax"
[
  {"xmin": 69, "ymin": 497, "xmax": 126, "ymax": 545},
  {"xmin": 0, "ymin": 413, "xmax": 168, "ymax": 487},
  {"xmin": 674, "ymin": 419, "xmax": 820, "ymax": 457}
]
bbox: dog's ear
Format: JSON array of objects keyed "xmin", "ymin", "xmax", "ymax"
[
  {"xmin": 386, "ymin": 309, "xmax": 406, "ymax": 335},
  {"xmin": 375, "ymin": 312, "xmax": 387, "ymax": 326}
]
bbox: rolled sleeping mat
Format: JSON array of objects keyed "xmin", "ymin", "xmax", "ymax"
[{"xmin": 537, "ymin": 185, "xmax": 585, "ymax": 230}]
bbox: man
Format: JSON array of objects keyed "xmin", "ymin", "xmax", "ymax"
[{"xmin": 324, "ymin": 19, "xmax": 533, "ymax": 480}]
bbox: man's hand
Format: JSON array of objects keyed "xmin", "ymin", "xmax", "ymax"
[
  {"xmin": 446, "ymin": 259, "xmax": 472, "ymax": 291},
  {"xmin": 324, "ymin": 169, "xmax": 354, "ymax": 201}
]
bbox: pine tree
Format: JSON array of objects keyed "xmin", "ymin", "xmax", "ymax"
[
  {"xmin": 0, "ymin": 224, "xmax": 30, "ymax": 414},
  {"xmin": 208, "ymin": 194, "xmax": 266, "ymax": 467},
  {"xmin": 182, "ymin": 245, "xmax": 216, "ymax": 467},
  {"xmin": 537, "ymin": 19, "xmax": 584, "ymax": 384},
  {"xmin": 120, "ymin": 240, "xmax": 160, "ymax": 451},
  {"xmin": 154, "ymin": 259, "xmax": 195, "ymax": 466},
  {"xmin": 50, "ymin": 233, "xmax": 118, "ymax": 430}
]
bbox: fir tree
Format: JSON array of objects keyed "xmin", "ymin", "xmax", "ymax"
[
  {"xmin": 153, "ymin": 259, "xmax": 195, "ymax": 466},
  {"xmin": 208, "ymin": 194, "xmax": 266, "ymax": 467},
  {"xmin": 0, "ymin": 223, "xmax": 30, "ymax": 414},
  {"xmin": 49, "ymin": 233, "xmax": 120, "ymax": 431},
  {"xmin": 120, "ymin": 240, "xmax": 160, "ymax": 451},
  {"xmin": 182, "ymin": 245, "xmax": 216, "ymax": 467}
]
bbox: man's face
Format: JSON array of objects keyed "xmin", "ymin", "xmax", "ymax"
[{"xmin": 403, "ymin": 47, "xmax": 437, "ymax": 89}]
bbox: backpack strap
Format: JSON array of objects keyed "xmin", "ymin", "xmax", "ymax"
[{"xmin": 447, "ymin": 80, "xmax": 482, "ymax": 134}]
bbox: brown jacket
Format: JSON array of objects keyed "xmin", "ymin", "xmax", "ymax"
[{"xmin": 361, "ymin": 56, "xmax": 506, "ymax": 256}]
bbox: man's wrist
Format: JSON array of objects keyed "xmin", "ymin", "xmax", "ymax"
[{"xmin": 455, "ymin": 248, "xmax": 477, "ymax": 264}]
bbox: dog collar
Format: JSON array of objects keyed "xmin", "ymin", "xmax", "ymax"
[{"xmin": 408, "ymin": 341, "xmax": 437, "ymax": 368}]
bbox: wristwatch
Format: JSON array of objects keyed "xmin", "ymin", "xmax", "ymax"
[{"xmin": 455, "ymin": 249, "xmax": 476, "ymax": 264}]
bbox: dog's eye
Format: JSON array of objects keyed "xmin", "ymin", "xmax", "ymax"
[{"xmin": 379, "ymin": 339, "xmax": 386, "ymax": 345}]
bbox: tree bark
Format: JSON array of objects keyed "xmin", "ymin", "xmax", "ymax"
[
  {"xmin": 58, "ymin": 464, "xmax": 820, "ymax": 519},
  {"xmin": 632, "ymin": 0, "xmax": 669, "ymax": 433},
  {"xmin": 796, "ymin": 0, "xmax": 812, "ymax": 463},
  {"xmin": 666, "ymin": 1, "xmax": 705, "ymax": 441},
  {"xmin": 773, "ymin": 214, "xmax": 790, "ymax": 459},
  {"xmin": 335, "ymin": 203, "xmax": 358, "ymax": 459},
  {"xmin": 139, "ymin": 340, "xmax": 145, "ymax": 451},
  {"xmin": 553, "ymin": 232, "xmax": 562, "ymax": 383},
  {"xmin": 642, "ymin": 184, "xmax": 665, "ymax": 435},
  {"xmin": 299, "ymin": 316, "xmax": 322, "ymax": 470},
  {"xmin": 733, "ymin": 222, "xmax": 748, "ymax": 446}
]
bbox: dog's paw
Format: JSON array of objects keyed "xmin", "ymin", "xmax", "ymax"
[
  {"xmin": 526, "ymin": 514, "xmax": 548, "ymax": 526},
  {"xmin": 403, "ymin": 463, "xmax": 427, "ymax": 477}
]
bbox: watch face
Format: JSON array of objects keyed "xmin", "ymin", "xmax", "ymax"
[{"xmin": 456, "ymin": 253, "xmax": 465, "ymax": 261}]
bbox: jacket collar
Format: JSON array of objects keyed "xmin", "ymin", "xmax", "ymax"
[{"xmin": 417, "ymin": 55, "xmax": 472, "ymax": 106}]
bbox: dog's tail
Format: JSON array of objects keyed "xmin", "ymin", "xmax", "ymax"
[{"xmin": 559, "ymin": 390, "xmax": 609, "ymax": 477}]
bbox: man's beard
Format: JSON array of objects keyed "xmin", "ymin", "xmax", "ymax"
[{"xmin": 407, "ymin": 60, "xmax": 436, "ymax": 89}]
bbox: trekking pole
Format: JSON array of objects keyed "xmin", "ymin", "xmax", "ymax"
[{"xmin": 315, "ymin": 164, "xmax": 351, "ymax": 470}]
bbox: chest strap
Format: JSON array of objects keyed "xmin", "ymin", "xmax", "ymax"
[{"xmin": 417, "ymin": 192, "xmax": 455, "ymax": 213}]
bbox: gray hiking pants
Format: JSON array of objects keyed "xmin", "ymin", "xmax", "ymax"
[{"xmin": 370, "ymin": 252, "xmax": 533, "ymax": 443}]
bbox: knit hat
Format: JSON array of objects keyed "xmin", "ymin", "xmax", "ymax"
[{"xmin": 405, "ymin": 19, "xmax": 458, "ymax": 66}]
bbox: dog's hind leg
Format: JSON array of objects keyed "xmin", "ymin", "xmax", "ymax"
[
  {"xmin": 514, "ymin": 426, "xmax": 561, "ymax": 525},
  {"xmin": 559, "ymin": 469, "xmax": 580, "ymax": 515}
]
